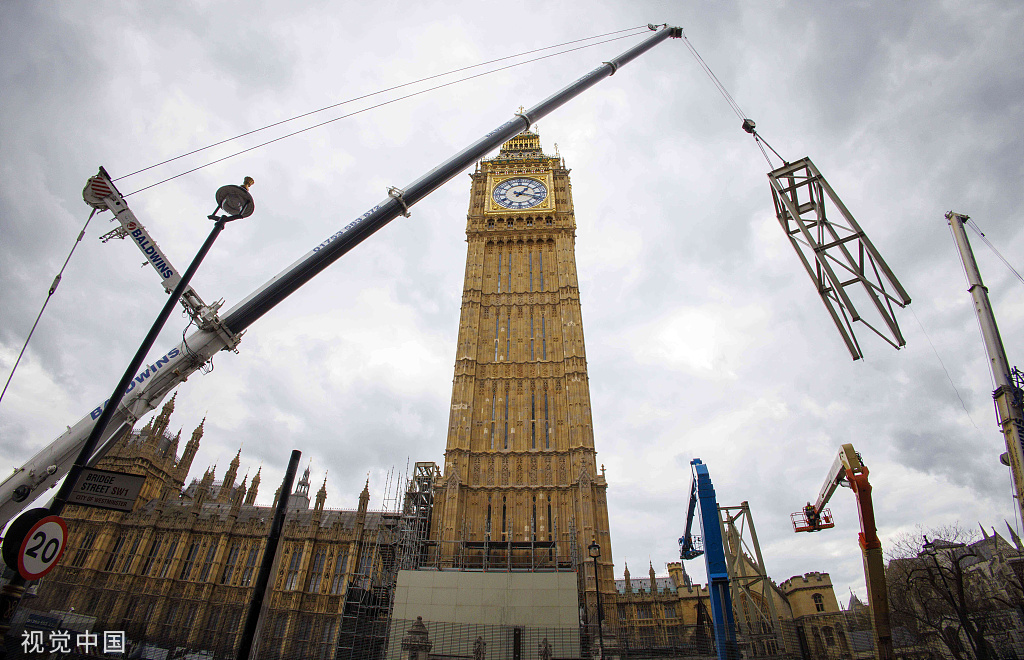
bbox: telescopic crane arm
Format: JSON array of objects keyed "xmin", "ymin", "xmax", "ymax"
[
  {"xmin": 794, "ymin": 444, "xmax": 893, "ymax": 660},
  {"xmin": 0, "ymin": 25, "xmax": 683, "ymax": 527},
  {"xmin": 792, "ymin": 444, "xmax": 860, "ymax": 532},
  {"xmin": 947, "ymin": 211, "xmax": 1024, "ymax": 525}
]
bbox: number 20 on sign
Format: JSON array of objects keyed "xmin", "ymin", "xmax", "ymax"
[{"xmin": 2, "ymin": 508, "xmax": 68, "ymax": 580}]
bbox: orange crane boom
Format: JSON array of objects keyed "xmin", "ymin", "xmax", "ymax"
[{"xmin": 794, "ymin": 444, "xmax": 893, "ymax": 660}]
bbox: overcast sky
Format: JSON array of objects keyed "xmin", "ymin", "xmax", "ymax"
[{"xmin": 2, "ymin": 2, "xmax": 1023, "ymax": 602}]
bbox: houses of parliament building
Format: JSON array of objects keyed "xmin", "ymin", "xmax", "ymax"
[{"xmin": 22, "ymin": 131, "xmax": 849, "ymax": 659}]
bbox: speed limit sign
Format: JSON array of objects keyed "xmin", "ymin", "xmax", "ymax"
[{"xmin": 2, "ymin": 508, "xmax": 68, "ymax": 580}]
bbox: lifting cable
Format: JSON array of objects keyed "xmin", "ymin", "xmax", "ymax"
[
  {"xmin": 0, "ymin": 210, "xmax": 98, "ymax": 409},
  {"xmin": 120, "ymin": 25, "xmax": 653, "ymax": 197},
  {"xmin": 963, "ymin": 217, "xmax": 1024, "ymax": 288},
  {"xmin": 679, "ymin": 30, "xmax": 786, "ymax": 170}
]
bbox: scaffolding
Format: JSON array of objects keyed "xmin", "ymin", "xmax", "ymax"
[
  {"xmin": 336, "ymin": 462, "xmax": 440, "ymax": 660},
  {"xmin": 418, "ymin": 510, "xmax": 579, "ymax": 572},
  {"xmin": 417, "ymin": 539, "xmax": 577, "ymax": 572},
  {"xmin": 401, "ymin": 462, "xmax": 440, "ymax": 570}
]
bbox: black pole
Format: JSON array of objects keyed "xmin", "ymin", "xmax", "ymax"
[
  {"xmin": 594, "ymin": 554, "xmax": 605, "ymax": 660},
  {"xmin": 237, "ymin": 450, "xmax": 300, "ymax": 660}
]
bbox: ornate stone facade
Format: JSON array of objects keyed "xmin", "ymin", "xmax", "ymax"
[
  {"xmin": 615, "ymin": 563, "xmax": 851, "ymax": 657},
  {"xmin": 429, "ymin": 130, "xmax": 616, "ymax": 626},
  {"xmin": 32, "ymin": 397, "xmax": 382, "ymax": 659}
]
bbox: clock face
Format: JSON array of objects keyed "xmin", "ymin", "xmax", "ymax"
[{"xmin": 492, "ymin": 177, "xmax": 548, "ymax": 210}]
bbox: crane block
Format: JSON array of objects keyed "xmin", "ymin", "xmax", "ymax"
[{"xmin": 768, "ymin": 158, "xmax": 911, "ymax": 360}]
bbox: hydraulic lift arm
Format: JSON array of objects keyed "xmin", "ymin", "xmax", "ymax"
[
  {"xmin": 793, "ymin": 444, "xmax": 893, "ymax": 660},
  {"xmin": 0, "ymin": 25, "xmax": 683, "ymax": 527},
  {"xmin": 679, "ymin": 478, "xmax": 704, "ymax": 560},
  {"xmin": 681, "ymin": 459, "xmax": 737, "ymax": 660}
]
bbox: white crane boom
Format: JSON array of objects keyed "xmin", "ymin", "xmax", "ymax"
[
  {"xmin": 813, "ymin": 443, "xmax": 861, "ymax": 514},
  {"xmin": 947, "ymin": 211, "xmax": 1024, "ymax": 524}
]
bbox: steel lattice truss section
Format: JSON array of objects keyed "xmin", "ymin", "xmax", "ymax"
[
  {"xmin": 768, "ymin": 158, "xmax": 911, "ymax": 360},
  {"xmin": 719, "ymin": 502, "xmax": 786, "ymax": 657}
]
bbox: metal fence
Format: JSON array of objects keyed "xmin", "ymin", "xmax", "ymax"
[{"xmin": 4, "ymin": 608, "xmax": 1024, "ymax": 660}]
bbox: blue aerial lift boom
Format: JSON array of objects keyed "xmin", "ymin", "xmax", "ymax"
[{"xmin": 679, "ymin": 459, "xmax": 737, "ymax": 660}]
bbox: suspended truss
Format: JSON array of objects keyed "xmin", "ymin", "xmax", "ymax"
[{"xmin": 768, "ymin": 158, "xmax": 911, "ymax": 360}]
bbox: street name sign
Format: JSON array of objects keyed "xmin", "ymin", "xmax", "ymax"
[{"xmin": 66, "ymin": 467, "xmax": 145, "ymax": 512}]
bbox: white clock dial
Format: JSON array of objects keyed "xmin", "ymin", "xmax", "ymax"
[{"xmin": 493, "ymin": 177, "xmax": 548, "ymax": 210}]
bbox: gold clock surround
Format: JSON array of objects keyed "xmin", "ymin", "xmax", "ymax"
[{"xmin": 485, "ymin": 172, "xmax": 555, "ymax": 214}]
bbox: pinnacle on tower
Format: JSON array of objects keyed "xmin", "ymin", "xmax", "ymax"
[
  {"xmin": 166, "ymin": 429, "xmax": 180, "ymax": 459},
  {"xmin": 233, "ymin": 476, "xmax": 248, "ymax": 508},
  {"xmin": 200, "ymin": 465, "xmax": 215, "ymax": 492},
  {"xmin": 245, "ymin": 466, "xmax": 261, "ymax": 506},
  {"xmin": 219, "ymin": 449, "xmax": 241, "ymax": 501},
  {"xmin": 315, "ymin": 473, "xmax": 328, "ymax": 512},
  {"xmin": 358, "ymin": 477, "xmax": 370, "ymax": 514},
  {"xmin": 1007, "ymin": 520, "xmax": 1024, "ymax": 552},
  {"xmin": 624, "ymin": 563, "xmax": 632, "ymax": 593},
  {"xmin": 151, "ymin": 392, "xmax": 176, "ymax": 439},
  {"xmin": 295, "ymin": 466, "xmax": 311, "ymax": 498},
  {"xmin": 178, "ymin": 419, "xmax": 203, "ymax": 476}
]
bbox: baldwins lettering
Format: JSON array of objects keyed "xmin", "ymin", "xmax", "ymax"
[
  {"xmin": 89, "ymin": 347, "xmax": 180, "ymax": 419},
  {"xmin": 129, "ymin": 228, "xmax": 174, "ymax": 279}
]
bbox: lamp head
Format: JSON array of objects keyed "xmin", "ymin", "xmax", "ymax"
[
  {"xmin": 588, "ymin": 540, "xmax": 600, "ymax": 559},
  {"xmin": 215, "ymin": 177, "xmax": 255, "ymax": 219}
]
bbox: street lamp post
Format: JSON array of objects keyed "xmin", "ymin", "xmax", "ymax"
[
  {"xmin": 0, "ymin": 179, "xmax": 255, "ymax": 653},
  {"xmin": 588, "ymin": 540, "xmax": 604, "ymax": 660}
]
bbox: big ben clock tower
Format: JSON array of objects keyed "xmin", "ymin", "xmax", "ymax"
[{"xmin": 431, "ymin": 129, "xmax": 616, "ymax": 627}]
